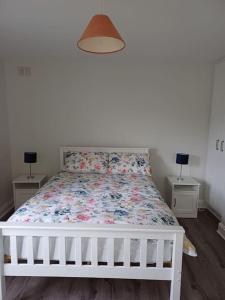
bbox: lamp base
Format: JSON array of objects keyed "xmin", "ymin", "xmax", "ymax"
[
  {"xmin": 27, "ymin": 163, "xmax": 35, "ymax": 179},
  {"xmin": 177, "ymin": 164, "xmax": 184, "ymax": 181}
]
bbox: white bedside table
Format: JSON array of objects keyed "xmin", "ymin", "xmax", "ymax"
[
  {"xmin": 167, "ymin": 176, "xmax": 200, "ymax": 218},
  {"xmin": 13, "ymin": 174, "xmax": 47, "ymax": 209}
]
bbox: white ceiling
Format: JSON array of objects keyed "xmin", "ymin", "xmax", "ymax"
[{"xmin": 0, "ymin": 0, "xmax": 225, "ymax": 62}]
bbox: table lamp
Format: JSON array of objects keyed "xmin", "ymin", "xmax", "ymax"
[
  {"xmin": 24, "ymin": 152, "xmax": 37, "ymax": 179},
  {"xmin": 176, "ymin": 153, "xmax": 189, "ymax": 181}
]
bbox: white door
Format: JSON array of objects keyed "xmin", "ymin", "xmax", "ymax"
[{"xmin": 206, "ymin": 61, "xmax": 225, "ymax": 215}]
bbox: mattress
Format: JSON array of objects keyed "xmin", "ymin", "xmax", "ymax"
[{"xmin": 5, "ymin": 172, "xmax": 181, "ymax": 263}]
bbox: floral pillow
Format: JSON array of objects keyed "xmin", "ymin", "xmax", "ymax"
[
  {"xmin": 108, "ymin": 152, "xmax": 151, "ymax": 176},
  {"xmin": 64, "ymin": 152, "xmax": 108, "ymax": 174}
]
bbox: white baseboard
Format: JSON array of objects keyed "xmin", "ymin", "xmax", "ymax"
[
  {"xmin": 207, "ymin": 205, "xmax": 221, "ymax": 221},
  {"xmin": 198, "ymin": 199, "xmax": 207, "ymax": 209},
  {"xmin": 201, "ymin": 204, "xmax": 225, "ymax": 240},
  {"xmin": 217, "ymin": 222, "xmax": 225, "ymax": 240}
]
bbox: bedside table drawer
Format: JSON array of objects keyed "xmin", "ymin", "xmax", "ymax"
[
  {"xmin": 14, "ymin": 183, "xmax": 40, "ymax": 189},
  {"xmin": 174, "ymin": 190, "xmax": 197, "ymax": 196},
  {"xmin": 14, "ymin": 189, "xmax": 38, "ymax": 209}
]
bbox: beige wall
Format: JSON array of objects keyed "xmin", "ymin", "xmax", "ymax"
[
  {"xmin": 0, "ymin": 61, "xmax": 12, "ymax": 216},
  {"xmin": 4, "ymin": 58, "xmax": 213, "ymax": 205}
]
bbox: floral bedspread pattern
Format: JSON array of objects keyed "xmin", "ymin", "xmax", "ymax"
[{"xmin": 9, "ymin": 172, "xmax": 177, "ymax": 226}]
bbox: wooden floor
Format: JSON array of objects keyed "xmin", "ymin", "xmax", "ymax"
[{"xmin": 5, "ymin": 210, "xmax": 225, "ymax": 300}]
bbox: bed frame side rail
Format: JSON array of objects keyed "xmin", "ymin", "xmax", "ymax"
[{"xmin": 0, "ymin": 223, "xmax": 184, "ymax": 300}]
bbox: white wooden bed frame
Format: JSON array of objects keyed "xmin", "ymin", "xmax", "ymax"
[{"xmin": 0, "ymin": 147, "xmax": 184, "ymax": 300}]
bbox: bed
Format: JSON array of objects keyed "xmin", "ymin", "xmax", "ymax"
[{"xmin": 0, "ymin": 147, "xmax": 185, "ymax": 300}]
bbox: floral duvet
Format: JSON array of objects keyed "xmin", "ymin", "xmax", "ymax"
[
  {"xmin": 8, "ymin": 172, "xmax": 197, "ymax": 257},
  {"xmin": 9, "ymin": 172, "xmax": 176, "ymax": 226}
]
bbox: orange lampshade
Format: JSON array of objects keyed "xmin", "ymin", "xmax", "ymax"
[{"xmin": 77, "ymin": 14, "xmax": 125, "ymax": 54}]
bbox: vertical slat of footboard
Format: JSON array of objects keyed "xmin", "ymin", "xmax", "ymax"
[
  {"xmin": 140, "ymin": 239, "xmax": 147, "ymax": 268},
  {"xmin": 124, "ymin": 238, "xmax": 130, "ymax": 267},
  {"xmin": 27, "ymin": 236, "xmax": 34, "ymax": 265},
  {"xmin": 156, "ymin": 240, "xmax": 164, "ymax": 268},
  {"xmin": 43, "ymin": 237, "xmax": 50, "ymax": 265},
  {"xmin": 59, "ymin": 237, "xmax": 66, "ymax": 265},
  {"xmin": 10, "ymin": 236, "xmax": 17, "ymax": 265},
  {"xmin": 91, "ymin": 238, "xmax": 98, "ymax": 266},
  {"xmin": 0, "ymin": 230, "xmax": 6, "ymax": 300},
  {"xmin": 108, "ymin": 238, "xmax": 114, "ymax": 267},
  {"xmin": 75, "ymin": 237, "xmax": 82, "ymax": 266}
]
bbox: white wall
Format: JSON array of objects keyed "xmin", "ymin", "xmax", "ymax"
[
  {"xmin": 4, "ymin": 58, "xmax": 213, "ymax": 203},
  {"xmin": 0, "ymin": 61, "xmax": 12, "ymax": 216}
]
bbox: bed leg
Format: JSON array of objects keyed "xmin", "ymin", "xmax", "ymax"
[
  {"xmin": 0, "ymin": 231, "xmax": 6, "ymax": 300},
  {"xmin": 0, "ymin": 277, "xmax": 6, "ymax": 300},
  {"xmin": 170, "ymin": 232, "xmax": 183, "ymax": 300},
  {"xmin": 170, "ymin": 270, "xmax": 181, "ymax": 300}
]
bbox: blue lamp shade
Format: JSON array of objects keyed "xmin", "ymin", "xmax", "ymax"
[
  {"xmin": 24, "ymin": 152, "xmax": 37, "ymax": 164},
  {"xmin": 176, "ymin": 153, "xmax": 189, "ymax": 165}
]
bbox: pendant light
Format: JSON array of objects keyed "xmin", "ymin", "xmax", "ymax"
[{"xmin": 77, "ymin": 1, "xmax": 125, "ymax": 54}]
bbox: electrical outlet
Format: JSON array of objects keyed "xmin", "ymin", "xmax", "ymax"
[{"xmin": 17, "ymin": 66, "xmax": 31, "ymax": 77}]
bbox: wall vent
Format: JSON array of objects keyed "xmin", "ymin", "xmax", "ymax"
[{"xmin": 17, "ymin": 66, "xmax": 31, "ymax": 77}]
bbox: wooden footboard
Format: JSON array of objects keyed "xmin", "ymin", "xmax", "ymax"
[{"xmin": 0, "ymin": 222, "xmax": 184, "ymax": 300}]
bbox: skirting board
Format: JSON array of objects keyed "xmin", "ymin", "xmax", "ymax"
[
  {"xmin": 198, "ymin": 199, "xmax": 207, "ymax": 209},
  {"xmin": 207, "ymin": 206, "xmax": 221, "ymax": 221},
  {"xmin": 217, "ymin": 222, "xmax": 225, "ymax": 240}
]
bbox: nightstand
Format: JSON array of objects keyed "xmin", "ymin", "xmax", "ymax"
[
  {"xmin": 13, "ymin": 174, "xmax": 47, "ymax": 209},
  {"xmin": 167, "ymin": 176, "xmax": 200, "ymax": 218}
]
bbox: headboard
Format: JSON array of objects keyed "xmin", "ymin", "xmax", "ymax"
[{"xmin": 60, "ymin": 147, "xmax": 150, "ymax": 171}]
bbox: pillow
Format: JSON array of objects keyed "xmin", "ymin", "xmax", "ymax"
[
  {"xmin": 183, "ymin": 236, "xmax": 197, "ymax": 257},
  {"xmin": 64, "ymin": 152, "xmax": 108, "ymax": 173},
  {"xmin": 108, "ymin": 152, "xmax": 151, "ymax": 175}
]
